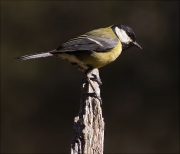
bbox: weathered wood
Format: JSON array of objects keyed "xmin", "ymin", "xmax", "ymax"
[{"xmin": 71, "ymin": 69, "xmax": 104, "ymax": 154}]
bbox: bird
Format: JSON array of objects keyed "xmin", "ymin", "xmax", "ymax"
[{"xmin": 16, "ymin": 24, "xmax": 142, "ymax": 73}]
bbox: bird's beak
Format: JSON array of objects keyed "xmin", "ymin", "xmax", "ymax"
[{"xmin": 133, "ymin": 42, "xmax": 142, "ymax": 49}]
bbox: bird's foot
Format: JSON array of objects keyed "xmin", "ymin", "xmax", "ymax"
[
  {"xmin": 82, "ymin": 68, "xmax": 102, "ymax": 105},
  {"xmin": 86, "ymin": 77, "xmax": 102, "ymax": 105},
  {"xmin": 90, "ymin": 73, "xmax": 102, "ymax": 86}
]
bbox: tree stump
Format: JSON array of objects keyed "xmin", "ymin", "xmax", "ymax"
[{"xmin": 71, "ymin": 68, "xmax": 105, "ymax": 154}]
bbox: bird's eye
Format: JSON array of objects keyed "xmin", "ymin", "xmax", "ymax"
[{"xmin": 129, "ymin": 33, "xmax": 132, "ymax": 37}]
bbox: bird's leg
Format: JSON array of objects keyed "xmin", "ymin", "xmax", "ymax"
[
  {"xmin": 85, "ymin": 67, "xmax": 102, "ymax": 86},
  {"xmin": 83, "ymin": 68, "xmax": 102, "ymax": 104},
  {"xmin": 86, "ymin": 77, "xmax": 102, "ymax": 105},
  {"xmin": 90, "ymin": 74, "xmax": 102, "ymax": 86}
]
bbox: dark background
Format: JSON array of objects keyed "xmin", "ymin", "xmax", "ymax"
[{"xmin": 1, "ymin": 1, "xmax": 179, "ymax": 153}]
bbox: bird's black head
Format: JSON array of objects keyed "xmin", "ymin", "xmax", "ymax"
[{"xmin": 111, "ymin": 24, "xmax": 142, "ymax": 51}]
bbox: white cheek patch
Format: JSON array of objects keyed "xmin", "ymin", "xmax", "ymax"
[{"xmin": 115, "ymin": 27, "xmax": 132, "ymax": 43}]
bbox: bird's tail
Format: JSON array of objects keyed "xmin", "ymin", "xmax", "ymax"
[{"xmin": 15, "ymin": 51, "xmax": 55, "ymax": 61}]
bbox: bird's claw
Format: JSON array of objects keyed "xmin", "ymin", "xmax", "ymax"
[{"xmin": 90, "ymin": 73, "xmax": 102, "ymax": 86}]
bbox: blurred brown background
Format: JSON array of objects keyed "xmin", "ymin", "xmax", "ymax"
[{"xmin": 1, "ymin": 1, "xmax": 179, "ymax": 153}]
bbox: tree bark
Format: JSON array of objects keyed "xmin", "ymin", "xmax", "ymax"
[{"xmin": 71, "ymin": 68, "xmax": 105, "ymax": 154}]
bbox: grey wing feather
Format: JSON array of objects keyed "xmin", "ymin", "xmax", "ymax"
[{"xmin": 51, "ymin": 35, "xmax": 118, "ymax": 54}]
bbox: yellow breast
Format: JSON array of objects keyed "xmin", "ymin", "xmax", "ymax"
[{"xmin": 82, "ymin": 40, "xmax": 122, "ymax": 68}]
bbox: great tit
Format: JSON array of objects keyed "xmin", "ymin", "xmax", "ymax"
[{"xmin": 16, "ymin": 24, "xmax": 142, "ymax": 72}]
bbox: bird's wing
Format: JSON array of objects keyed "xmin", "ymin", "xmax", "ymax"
[{"xmin": 51, "ymin": 32, "xmax": 118, "ymax": 54}]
